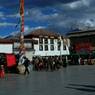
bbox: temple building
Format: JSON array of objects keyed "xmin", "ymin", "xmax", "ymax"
[
  {"xmin": 67, "ymin": 29, "xmax": 95, "ymax": 55},
  {"xmin": 24, "ymin": 29, "xmax": 70, "ymax": 57},
  {"xmin": 5, "ymin": 29, "xmax": 70, "ymax": 60}
]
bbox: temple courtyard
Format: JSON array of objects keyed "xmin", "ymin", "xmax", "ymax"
[{"xmin": 0, "ymin": 65, "xmax": 95, "ymax": 95}]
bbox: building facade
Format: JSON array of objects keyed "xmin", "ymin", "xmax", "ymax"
[
  {"xmin": 6, "ymin": 29, "xmax": 70, "ymax": 60},
  {"xmin": 0, "ymin": 39, "xmax": 13, "ymax": 53},
  {"xmin": 13, "ymin": 38, "xmax": 36, "ymax": 60},
  {"xmin": 67, "ymin": 29, "xmax": 95, "ymax": 54},
  {"xmin": 25, "ymin": 29, "xmax": 70, "ymax": 57}
]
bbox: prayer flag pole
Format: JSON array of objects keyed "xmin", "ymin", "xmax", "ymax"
[{"xmin": 19, "ymin": 0, "xmax": 25, "ymax": 54}]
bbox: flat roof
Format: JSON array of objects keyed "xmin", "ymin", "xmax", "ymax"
[{"xmin": 67, "ymin": 30, "xmax": 95, "ymax": 37}]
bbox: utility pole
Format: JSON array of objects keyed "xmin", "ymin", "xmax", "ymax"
[{"xmin": 19, "ymin": 0, "xmax": 25, "ymax": 54}]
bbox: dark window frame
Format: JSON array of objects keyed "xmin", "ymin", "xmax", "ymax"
[
  {"xmin": 45, "ymin": 45, "xmax": 48, "ymax": 51},
  {"xmin": 39, "ymin": 44, "xmax": 43, "ymax": 51},
  {"xmin": 39, "ymin": 37, "xmax": 43, "ymax": 44},
  {"xmin": 57, "ymin": 40, "xmax": 61, "ymax": 51},
  {"xmin": 50, "ymin": 39, "xmax": 54, "ymax": 44},
  {"xmin": 50, "ymin": 45, "xmax": 54, "ymax": 51},
  {"xmin": 63, "ymin": 45, "xmax": 66, "ymax": 50},
  {"xmin": 44, "ymin": 38, "xmax": 48, "ymax": 44}
]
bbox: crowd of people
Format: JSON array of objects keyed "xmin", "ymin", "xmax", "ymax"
[
  {"xmin": 16, "ymin": 53, "xmax": 68, "ymax": 73},
  {"xmin": 16, "ymin": 52, "xmax": 95, "ymax": 74},
  {"xmin": 68, "ymin": 54, "xmax": 95, "ymax": 65},
  {"xmin": 31, "ymin": 56, "xmax": 67, "ymax": 71},
  {"xmin": 0, "ymin": 51, "xmax": 95, "ymax": 78}
]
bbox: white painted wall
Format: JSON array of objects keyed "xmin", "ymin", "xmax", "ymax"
[
  {"xmin": 25, "ymin": 51, "xmax": 34, "ymax": 61},
  {"xmin": 14, "ymin": 42, "xmax": 32, "ymax": 48},
  {"xmin": 13, "ymin": 37, "xmax": 70, "ymax": 60},
  {"xmin": 33, "ymin": 38, "xmax": 70, "ymax": 56},
  {"xmin": 0, "ymin": 44, "xmax": 13, "ymax": 53},
  {"xmin": 14, "ymin": 41, "xmax": 34, "ymax": 60}
]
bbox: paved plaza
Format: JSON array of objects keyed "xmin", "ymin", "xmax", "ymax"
[{"xmin": 0, "ymin": 65, "xmax": 95, "ymax": 95}]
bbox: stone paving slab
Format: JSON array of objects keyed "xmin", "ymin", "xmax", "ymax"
[{"xmin": 0, "ymin": 65, "xmax": 95, "ymax": 95}]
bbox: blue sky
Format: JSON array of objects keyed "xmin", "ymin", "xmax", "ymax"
[{"xmin": 0, "ymin": 0, "xmax": 95, "ymax": 37}]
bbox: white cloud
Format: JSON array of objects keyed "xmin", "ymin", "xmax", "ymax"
[
  {"xmin": 9, "ymin": 26, "xmax": 32, "ymax": 36},
  {"xmin": 66, "ymin": 1, "xmax": 82, "ymax": 9},
  {"xmin": 25, "ymin": 8, "xmax": 59, "ymax": 22},
  {"xmin": 14, "ymin": 0, "xmax": 95, "ymax": 34},
  {"xmin": 33, "ymin": 26, "xmax": 46, "ymax": 30},
  {"xmin": 0, "ymin": 11, "xmax": 20, "ymax": 18},
  {"xmin": 0, "ymin": 12, "xmax": 6, "ymax": 20},
  {"xmin": 0, "ymin": 12, "xmax": 3, "ymax": 16},
  {"xmin": 65, "ymin": 0, "xmax": 90, "ymax": 9},
  {"xmin": 85, "ymin": 19, "xmax": 95, "ymax": 27},
  {"xmin": 82, "ymin": 0, "xmax": 90, "ymax": 6},
  {"xmin": 6, "ymin": 13, "xmax": 20, "ymax": 18},
  {"xmin": 0, "ymin": 22, "xmax": 16, "ymax": 26},
  {"xmin": 24, "ymin": 26, "xmax": 46, "ymax": 34},
  {"xmin": 24, "ymin": 26, "xmax": 31, "ymax": 31},
  {"xmin": 78, "ymin": 18, "xmax": 95, "ymax": 29},
  {"xmin": 9, "ymin": 25, "xmax": 46, "ymax": 36}
]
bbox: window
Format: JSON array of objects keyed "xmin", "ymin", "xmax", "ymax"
[
  {"xmin": 63, "ymin": 40, "xmax": 66, "ymax": 50},
  {"xmin": 50, "ymin": 45, "xmax": 54, "ymax": 51},
  {"xmin": 50, "ymin": 39, "xmax": 54, "ymax": 51},
  {"xmin": 58, "ymin": 45, "xmax": 60, "ymax": 51},
  {"xmin": 39, "ymin": 37, "xmax": 43, "ymax": 51},
  {"xmin": 44, "ymin": 38, "xmax": 48, "ymax": 51},
  {"xmin": 44, "ymin": 38, "xmax": 48, "ymax": 44},
  {"xmin": 31, "ymin": 42, "xmax": 34, "ymax": 50},
  {"xmin": 50, "ymin": 39, "xmax": 54, "ymax": 44},
  {"xmin": 39, "ymin": 37, "xmax": 43, "ymax": 44},
  {"xmin": 63, "ymin": 45, "xmax": 66, "ymax": 50},
  {"xmin": 57, "ymin": 40, "xmax": 61, "ymax": 51},
  {"xmin": 39, "ymin": 45, "xmax": 43, "ymax": 51},
  {"xmin": 45, "ymin": 45, "xmax": 48, "ymax": 51}
]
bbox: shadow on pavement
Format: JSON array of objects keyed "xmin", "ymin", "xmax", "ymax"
[{"xmin": 66, "ymin": 83, "xmax": 95, "ymax": 92}]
